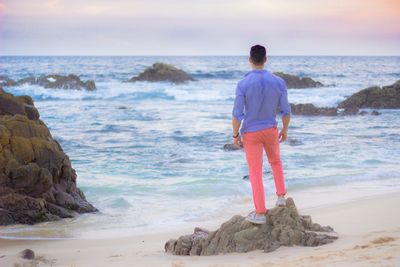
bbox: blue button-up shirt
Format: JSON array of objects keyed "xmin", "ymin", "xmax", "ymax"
[{"xmin": 232, "ymin": 69, "xmax": 291, "ymax": 134}]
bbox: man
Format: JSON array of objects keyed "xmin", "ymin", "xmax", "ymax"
[{"xmin": 232, "ymin": 44, "xmax": 291, "ymax": 224}]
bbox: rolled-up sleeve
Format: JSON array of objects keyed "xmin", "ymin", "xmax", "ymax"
[
  {"xmin": 279, "ymin": 81, "xmax": 291, "ymax": 116},
  {"xmin": 232, "ymin": 83, "xmax": 245, "ymax": 121}
]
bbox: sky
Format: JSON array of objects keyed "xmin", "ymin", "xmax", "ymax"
[{"xmin": 0, "ymin": 0, "xmax": 399, "ymax": 56}]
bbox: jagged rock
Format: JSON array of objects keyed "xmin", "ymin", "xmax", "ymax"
[
  {"xmin": 371, "ymin": 110, "xmax": 381, "ymax": 116},
  {"xmin": 358, "ymin": 111, "xmax": 368, "ymax": 115},
  {"xmin": 129, "ymin": 63, "xmax": 195, "ymax": 84},
  {"xmin": 0, "ymin": 88, "xmax": 39, "ymax": 120},
  {"xmin": 0, "ymin": 74, "xmax": 96, "ymax": 91},
  {"xmin": 165, "ymin": 198, "xmax": 337, "ymax": 255},
  {"xmin": 341, "ymin": 106, "xmax": 360, "ymax": 115},
  {"xmin": 290, "ymin": 103, "xmax": 338, "ymax": 116},
  {"xmin": 287, "ymin": 138, "xmax": 303, "ymax": 146},
  {"xmin": 223, "ymin": 143, "xmax": 242, "ymax": 151},
  {"xmin": 273, "ymin": 72, "xmax": 323, "ymax": 89},
  {"xmin": 36, "ymin": 74, "xmax": 96, "ymax": 90},
  {"xmin": 339, "ymin": 80, "xmax": 400, "ymax": 109},
  {"xmin": 20, "ymin": 249, "xmax": 35, "ymax": 260},
  {"xmin": 16, "ymin": 77, "xmax": 36, "ymax": 85},
  {"xmin": 0, "ymin": 75, "xmax": 17, "ymax": 87},
  {"xmin": 0, "ymin": 88, "xmax": 97, "ymax": 226}
]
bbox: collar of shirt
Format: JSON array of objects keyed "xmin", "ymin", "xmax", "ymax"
[{"xmin": 245, "ymin": 69, "xmax": 268, "ymax": 76}]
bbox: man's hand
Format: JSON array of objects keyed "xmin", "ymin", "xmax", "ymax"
[
  {"xmin": 233, "ymin": 136, "xmax": 243, "ymax": 148},
  {"xmin": 279, "ymin": 128, "xmax": 288, "ymax": 143}
]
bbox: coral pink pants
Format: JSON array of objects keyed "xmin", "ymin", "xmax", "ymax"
[{"xmin": 243, "ymin": 127, "xmax": 286, "ymax": 213}]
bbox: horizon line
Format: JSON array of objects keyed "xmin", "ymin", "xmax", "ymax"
[{"xmin": 1, "ymin": 54, "xmax": 400, "ymax": 57}]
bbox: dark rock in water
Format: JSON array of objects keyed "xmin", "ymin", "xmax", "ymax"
[
  {"xmin": 17, "ymin": 77, "xmax": 35, "ymax": 85},
  {"xmin": 0, "ymin": 75, "xmax": 17, "ymax": 87},
  {"xmin": 338, "ymin": 80, "xmax": 400, "ymax": 109},
  {"xmin": 36, "ymin": 74, "xmax": 96, "ymax": 91},
  {"xmin": 242, "ymin": 175, "xmax": 249, "ymax": 180},
  {"xmin": 0, "ymin": 74, "xmax": 96, "ymax": 91},
  {"xmin": 165, "ymin": 198, "xmax": 337, "ymax": 255},
  {"xmin": 358, "ymin": 111, "xmax": 368, "ymax": 115},
  {"xmin": 0, "ymin": 88, "xmax": 97, "ymax": 226},
  {"xmin": 273, "ymin": 72, "xmax": 323, "ymax": 89},
  {"xmin": 371, "ymin": 110, "xmax": 381, "ymax": 116},
  {"xmin": 290, "ymin": 103, "xmax": 338, "ymax": 116},
  {"xmin": 20, "ymin": 249, "xmax": 35, "ymax": 260},
  {"xmin": 223, "ymin": 143, "xmax": 242, "ymax": 151},
  {"xmin": 16, "ymin": 77, "xmax": 37, "ymax": 85},
  {"xmin": 129, "ymin": 63, "xmax": 195, "ymax": 84},
  {"xmin": 341, "ymin": 106, "xmax": 360, "ymax": 115},
  {"xmin": 287, "ymin": 138, "xmax": 303, "ymax": 146}
]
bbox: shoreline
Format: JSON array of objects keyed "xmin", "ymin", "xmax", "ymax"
[
  {"xmin": 1, "ymin": 178, "xmax": 400, "ymax": 240},
  {"xmin": 1, "ymin": 190, "xmax": 399, "ymax": 267}
]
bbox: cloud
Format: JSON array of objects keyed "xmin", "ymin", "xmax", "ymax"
[{"xmin": 1, "ymin": 0, "xmax": 399, "ymax": 55}]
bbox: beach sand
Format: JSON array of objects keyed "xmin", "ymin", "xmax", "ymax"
[{"xmin": 1, "ymin": 192, "xmax": 399, "ymax": 267}]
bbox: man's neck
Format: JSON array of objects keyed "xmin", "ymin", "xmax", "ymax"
[{"xmin": 251, "ymin": 64, "xmax": 265, "ymax": 70}]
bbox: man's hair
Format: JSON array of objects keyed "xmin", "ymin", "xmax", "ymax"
[{"xmin": 250, "ymin": 45, "xmax": 266, "ymax": 65}]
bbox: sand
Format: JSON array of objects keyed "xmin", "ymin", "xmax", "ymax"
[{"xmin": 1, "ymin": 193, "xmax": 399, "ymax": 267}]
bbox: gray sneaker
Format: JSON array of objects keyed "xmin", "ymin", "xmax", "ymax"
[
  {"xmin": 275, "ymin": 196, "xmax": 286, "ymax": 207},
  {"xmin": 245, "ymin": 211, "xmax": 267, "ymax": 224}
]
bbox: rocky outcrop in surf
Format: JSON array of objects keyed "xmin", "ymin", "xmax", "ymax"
[
  {"xmin": 129, "ymin": 63, "xmax": 195, "ymax": 84},
  {"xmin": 0, "ymin": 74, "xmax": 96, "ymax": 91},
  {"xmin": 0, "ymin": 75, "xmax": 18, "ymax": 87},
  {"xmin": 338, "ymin": 80, "xmax": 400, "ymax": 109},
  {"xmin": 290, "ymin": 103, "xmax": 338, "ymax": 116},
  {"xmin": 0, "ymin": 88, "xmax": 97, "ymax": 225},
  {"xmin": 289, "ymin": 104, "xmax": 381, "ymax": 116},
  {"xmin": 165, "ymin": 198, "xmax": 337, "ymax": 255},
  {"xmin": 273, "ymin": 72, "xmax": 324, "ymax": 89}
]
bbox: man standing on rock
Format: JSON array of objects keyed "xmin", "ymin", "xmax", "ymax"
[{"xmin": 232, "ymin": 45, "xmax": 291, "ymax": 224}]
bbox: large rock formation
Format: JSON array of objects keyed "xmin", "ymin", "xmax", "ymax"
[
  {"xmin": 0, "ymin": 88, "xmax": 97, "ymax": 225},
  {"xmin": 290, "ymin": 103, "xmax": 338, "ymax": 116},
  {"xmin": 274, "ymin": 72, "xmax": 324, "ymax": 89},
  {"xmin": 129, "ymin": 63, "xmax": 195, "ymax": 84},
  {"xmin": 339, "ymin": 80, "xmax": 400, "ymax": 109},
  {"xmin": 0, "ymin": 74, "xmax": 96, "ymax": 91},
  {"xmin": 165, "ymin": 198, "xmax": 337, "ymax": 255}
]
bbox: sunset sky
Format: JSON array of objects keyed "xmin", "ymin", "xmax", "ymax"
[{"xmin": 0, "ymin": 0, "xmax": 399, "ymax": 55}]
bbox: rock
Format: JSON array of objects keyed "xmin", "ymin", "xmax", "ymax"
[
  {"xmin": 223, "ymin": 143, "xmax": 242, "ymax": 151},
  {"xmin": 0, "ymin": 74, "xmax": 96, "ymax": 91},
  {"xmin": 358, "ymin": 111, "xmax": 368, "ymax": 115},
  {"xmin": 129, "ymin": 63, "xmax": 195, "ymax": 84},
  {"xmin": 0, "ymin": 75, "xmax": 17, "ymax": 87},
  {"xmin": 0, "ymin": 88, "xmax": 97, "ymax": 226},
  {"xmin": 165, "ymin": 198, "xmax": 337, "ymax": 255},
  {"xmin": 290, "ymin": 103, "xmax": 338, "ymax": 116},
  {"xmin": 0, "ymin": 89, "xmax": 40, "ymax": 120},
  {"xmin": 341, "ymin": 106, "xmax": 360, "ymax": 115},
  {"xmin": 338, "ymin": 80, "xmax": 400, "ymax": 109},
  {"xmin": 273, "ymin": 72, "xmax": 323, "ymax": 89},
  {"xmin": 20, "ymin": 249, "xmax": 35, "ymax": 260},
  {"xmin": 36, "ymin": 74, "xmax": 96, "ymax": 91},
  {"xmin": 371, "ymin": 110, "xmax": 381, "ymax": 116},
  {"xmin": 287, "ymin": 138, "xmax": 303, "ymax": 146},
  {"xmin": 16, "ymin": 77, "xmax": 37, "ymax": 85}
]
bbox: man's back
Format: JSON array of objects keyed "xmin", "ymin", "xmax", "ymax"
[{"xmin": 232, "ymin": 69, "xmax": 291, "ymax": 134}]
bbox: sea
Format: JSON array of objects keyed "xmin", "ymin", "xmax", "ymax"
[{"xmin": 0, "ymin": 56, "xmax": 399, "ymax": 239}]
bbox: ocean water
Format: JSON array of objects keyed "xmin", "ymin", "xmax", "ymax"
[{"xmin": 1, "ymin": 56, "xmax": 400, "ymax": 238}]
